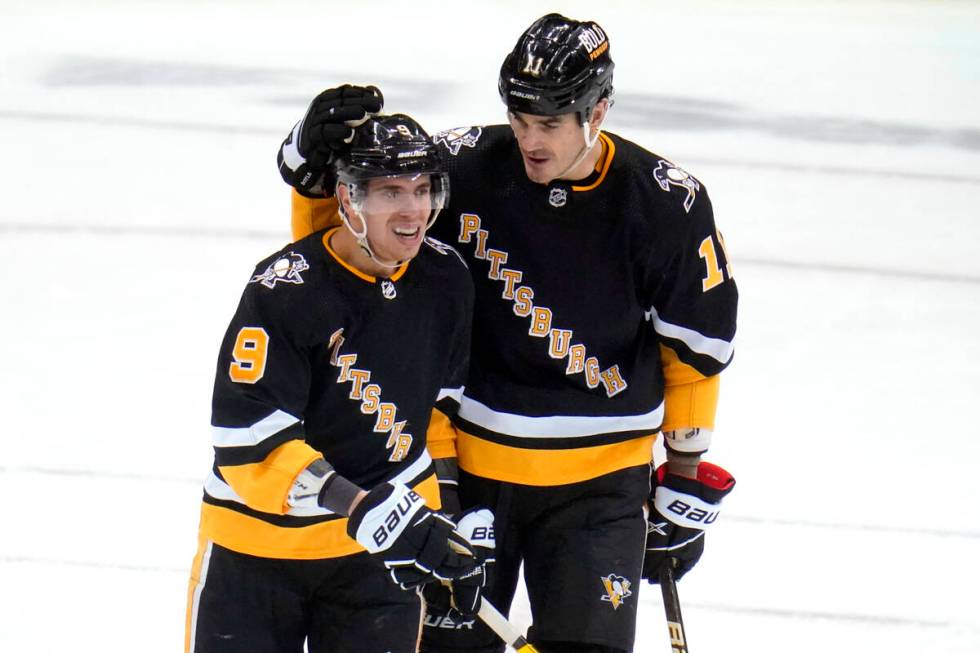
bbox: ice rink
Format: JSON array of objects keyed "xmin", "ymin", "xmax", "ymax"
[{"xmin": 2, "ymin": 1, "xmax": 979, "ymax": 651}]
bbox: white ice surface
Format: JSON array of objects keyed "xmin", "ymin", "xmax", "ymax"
[{"xmin": 2, "ymin": 1, "xmax": 979, "ymax": 651}]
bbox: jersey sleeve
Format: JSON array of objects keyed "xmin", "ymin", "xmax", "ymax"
[
  {"xmin": 209, "ymin": 269, "xmax": 322, "ymax": 514},
  {"xmin": 291, "ymin": 191, "xmax": 341, "ymax": 241},
  {"xmin": 645, "ymin": 184, "xmax": 738, "ymax": 430}
]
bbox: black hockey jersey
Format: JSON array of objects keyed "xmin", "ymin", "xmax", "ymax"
[
  {"xmin": 423, "ymin": 125, "xmax": 738, "ymax": 486},
  {"xmin": 199, "ymin": 227, "xmax": 473, "ymax": 559}
]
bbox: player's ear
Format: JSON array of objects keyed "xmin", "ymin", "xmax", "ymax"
[
  {"xmin": 336, "ymin": 182, "xmax": 352, "ymax": 214},
  {"xmin": 589, "ymin": 98, "xmax": 610, "ymax": 132}
]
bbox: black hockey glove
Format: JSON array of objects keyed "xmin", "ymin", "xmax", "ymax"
[
  {"xmin": 346, "ymin": 482, "xmax": 478, "ymax": 590},
  {"xmin": 422, "ymin": 508, "xmax": 495, "ymax": 620},
  {"xmin": 277, "ymin": 84, "xmax": 384, "ymax": 196},
  {"xmin": 643, "ymin": 461, "xmax": 735, "ymax": 583},
  {"xmin": 447, "ymin": 508, "xmax": 495, "ymax": 616}
]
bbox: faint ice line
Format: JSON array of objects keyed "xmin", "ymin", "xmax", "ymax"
[
  {"xmin": 0, "ymin": 222, "xmax": 282, "ymax": 240},
  {"xmin": 3, "ymin": 108, "xmax": 980, "ymax": 186},
  {"xmin": 2, "ymin": 555, "xmax": 970, "ymax": 632},
  {"xmin": 3, "ymin": 221, "xmax": 977, "ymax": 285},
  {"xmin": 726, "ymin": 514, "xmax": 980, "ymax": 540},
  {"xmin": 0, "ymin": 464, "xmax": 200, "ymax": 485},
  {"xmin": 1, "ymin": 555, "xmax": 184, "ymax": 574},
  {"xmin": 680, "ymin": 601, "xmax": 956, "ymax": 630},
  {"xmin": 2, "ymin": 465, "xmax": 978, "ymax": 540}
]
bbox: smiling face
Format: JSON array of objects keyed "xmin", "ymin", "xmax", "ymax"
[
  {"xmin": 335, "ymin": 174, "xmax": 435, "ymax": 277},
  {"xmin": 507, "ymin": 100, "xmax": 608, "ymax": 184}
]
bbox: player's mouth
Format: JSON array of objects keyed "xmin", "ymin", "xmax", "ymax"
[
  {"xmin": 392, "ymin": 224, "xmax": 423, "ymax": 245},
  {"xmin": 522, "ymin": 151, "xmax": 550, "ymax": 167}
]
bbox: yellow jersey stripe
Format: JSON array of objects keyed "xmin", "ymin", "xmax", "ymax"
[
  {"xmin": 456, "ymin": 429, "xmax": 655, "ymax": 486},
  {"xmin": 199, "ymin": 473, "xmax": 441, "ymax": 559}
]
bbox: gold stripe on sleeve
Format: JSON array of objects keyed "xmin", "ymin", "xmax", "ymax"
[
  {"xmin": 217, "ymin": 439, "xmax": 323, "ymax": 515},
  {"xmin": 199, "ymin": 474, "xmax": 441, "ymax": 560},
  {"xmin": 660, "ymin": 344, "xmax": 720, "ymax": 431},
  {"xmin": 426, "ymin": 408, "xmax": 459, "ymax": 459}
]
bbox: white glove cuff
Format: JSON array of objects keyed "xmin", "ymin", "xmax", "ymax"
[
  {"xmin": 455, "ymin": 508, "xmax": 495, "ymax": 550},
  {"xmin": 353, "ymin": 483, "xmax": 427, "ymax": 554},
  {"xmin": 280, "ymin": 119, "xmax": 307, "ymax": 172},
  {"xmin": 653, "ymin": 485, "xmax": 723, "ymax": 531}
]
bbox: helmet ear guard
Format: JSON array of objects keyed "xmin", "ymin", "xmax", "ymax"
[{"xmin": 499, "ymin": 13, "xmax": 615, "ymax": 123}]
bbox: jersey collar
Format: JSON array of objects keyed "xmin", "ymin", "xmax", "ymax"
[
  {"xmin": 571, "ymin": 132, "xmax": 615, "ymax": 192},
  {"xmin": 322, "ymin": 227, "xmax": 410, "ymax": 284}
]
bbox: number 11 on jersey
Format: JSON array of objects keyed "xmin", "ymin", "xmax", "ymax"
[{"xmin": 698, "ymin": 230, "xmax": 733, "ymax": 292}]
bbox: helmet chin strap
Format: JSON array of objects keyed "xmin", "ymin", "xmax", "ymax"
[
  {"xmin": 554, "ymin": 120, "xmax": 602, "ymax": 182},
  {"xmin": 338, "ymin": 200, "xmax": 406, "ymax": 271}
]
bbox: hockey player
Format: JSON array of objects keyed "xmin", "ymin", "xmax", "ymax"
[
  {"xmin": 277, "ymin": 14, "xmax": 738, "ymax": 653},
  {"xmin": 185, "ymin": 113, "xmax": 494, "ymax": 653}
]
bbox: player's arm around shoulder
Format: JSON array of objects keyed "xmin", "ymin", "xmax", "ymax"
[{"xmin": 291, "ymin": 192, "xmax": 341, "ymax": 241}]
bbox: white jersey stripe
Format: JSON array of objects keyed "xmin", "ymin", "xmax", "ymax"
[
  {"xmin": 211, "ymin": 409, "xmax": 301, "ymax": 448},
  {"xmin": 457, "ymin": 395, "xmax": 663, "ymax": 438},
  {"xmin": 187, "ymin": 540, "xmax": 213, "ymax": 653},
  {"xmin": 437, "ymin": 385, "xmax": 464, "ymax": 403},
  {"xmin": 203, "ymin": 450, "xmax": 434, "ymax": 517},
  {"xmin": 646, "ymin": 307, "xmax": 734, "ymax": 365}
]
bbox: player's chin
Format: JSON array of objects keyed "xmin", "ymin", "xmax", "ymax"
[
  {"xmin": 521, "ymin": 158, "xmax": 555, "ymax": 184},
  {"xmin": 522, "ymin": 165, "xmax": 550, "ymax": 184}
]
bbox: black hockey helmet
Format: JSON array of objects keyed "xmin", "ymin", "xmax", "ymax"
[
  {"xmin": 334, "ymin": 114, "xmax": 449, "ymax": 248},
  {"xmin": 334, "ymin": 113, "xmax": 446, "ymax": 184},
  {"xmin": 498, "ymin": 13, "xmax": 614, "ymax": 122}
]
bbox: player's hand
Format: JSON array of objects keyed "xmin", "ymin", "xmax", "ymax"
[
  {"xmin": 446, "ymin": 508, "xmax": 495, "ymax": 616},
  {"xmin": 298, "ymin": 85, "xmax": 383, "ymax": 166},
  {"xmin": 277, "ymin": 84, "xmax": 384, "ymax": 196},
  {"xmin": 422, "ymin": 507, "xmax": 495, "ymax": 621},
  {"xmin": 642, "ymin": 461, "xmax": 735, "ymax": 582},
  {"xmin": 346, "ymin": 482, "xmax": 478, "ymax": 590}
]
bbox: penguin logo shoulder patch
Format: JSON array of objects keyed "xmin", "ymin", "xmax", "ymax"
[
  {"xmin": 251, "ymin": 252, "xmax": 310, "ymax": 289},
  {"xmin": 434, "ymin": 126, "xmax": 483, "ymax": 156},
  {"xmin": 653, "ymin": 160, "xmax": 701, "ymax": 213}
]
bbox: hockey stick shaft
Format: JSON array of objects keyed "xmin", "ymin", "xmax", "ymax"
[
  {"xmin": 477, "ymin": 599, "xmax": 539, "ymax": 653},
  {"xmin": 659, "ymin": 563, "xmax": 689, "ymax": 653},
  {"xmin": 445, "ymin": 532, "xmax": 538, "ymax": 651}
]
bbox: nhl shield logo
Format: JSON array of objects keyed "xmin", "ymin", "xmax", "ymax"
[
  {"xmin": 548, "ymin": 187, "xmax": 568, "ymax": 208},
  {"xmin": 380, "ymin": 279, "xmax": 397, "ymax": 300},
  {"xmin": 653, "ymin": 160, "xmax": 700, "ymax": 213},
  {"xmin": 251, "ymin": 252, "xmax": 310, "ymax": 289},
  {"xmin": 434, "ymin": 126, "xmax": 483, "ymax": 156},
  {"xmin": 600, "ymin": 574, "xmax": 633, "ymax": 610}
]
